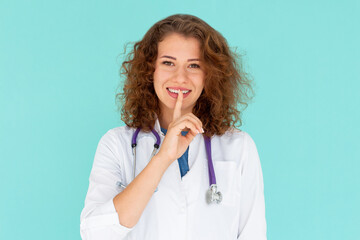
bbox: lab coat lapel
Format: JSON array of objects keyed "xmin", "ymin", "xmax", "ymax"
[
  {"xmin": 152, "ymin": 117, "xmax": 182, "ymax": 189},
  {"xmin": 181, "ymin": 133, "xmax": 209, "ymax": 204}
]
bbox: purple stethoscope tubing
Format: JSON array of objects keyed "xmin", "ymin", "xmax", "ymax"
[
  {"xmin": 131, "ymin": 128, "xmax": 161, "ymax": 179},
  {"xmin": 204, "ymin": 135, "xmax": 216, "ymax": 186},
  {"xmin": 131, "ymin": 127, "xmax": 222, "ymax": 204}
]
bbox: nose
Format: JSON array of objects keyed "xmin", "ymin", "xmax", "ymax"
[{"xmin": 174, "ymin": 66, "xmax": 188, "ymax": 83}]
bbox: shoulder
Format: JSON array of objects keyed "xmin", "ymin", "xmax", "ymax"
[
  {"xmin": 97, "ymin": 125, "xmax": 135, "ymax": 148},
  {"xmin": 224, "ymin": 127, "xmax": 259, "ymax": 154},
  {"xmin": 213, "ymin": 127, "xmax": 254, "ymax": 146},
  {"xmin": 106, "ymin": 125, "xmax": 134, "ymax": 137},
  {"xmin": 211, "ymin": 127, "xmax": 259, "ymax": 165}
]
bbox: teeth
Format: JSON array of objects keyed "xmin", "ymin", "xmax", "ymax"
[{"xmin": 168, "ymin": 88, "xmax": 190, "ymax": 94}]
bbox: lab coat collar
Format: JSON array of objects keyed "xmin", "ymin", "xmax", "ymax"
[{"xmin": 153, "ymin": 116, "xmax": 162, "ymax": 135}]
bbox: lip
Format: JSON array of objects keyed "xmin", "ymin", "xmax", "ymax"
[
  {"xmin": 167, "ymin": 86, "xmax": 191, "ymax": 91},
  {"xmin": 166, "ymin": 88, "xmax": 192, "ymax": 99}
]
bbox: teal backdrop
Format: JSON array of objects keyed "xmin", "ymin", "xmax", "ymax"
[{"xmin": 1, "ymin": 0, "xmax": 359, "ymax": 239}]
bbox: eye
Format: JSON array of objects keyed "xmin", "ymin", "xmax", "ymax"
[
  {"xmin": 189, "ymin": 63, "xmax": 200, "ymax": 68},
  {"xmin": 162, "ymin": 61, "xmax": 174, "ymax": 66}
]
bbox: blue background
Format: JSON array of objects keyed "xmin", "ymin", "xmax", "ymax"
[{"xmin": 1, "ymin": 0, "xmax": 359, "ymax": 239}]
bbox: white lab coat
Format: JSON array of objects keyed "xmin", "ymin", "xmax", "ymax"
[{"xmin": 80, "ymin": 118, "xmax": 267, "ymax": 240}]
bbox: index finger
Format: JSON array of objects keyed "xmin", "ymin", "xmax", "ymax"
[{"xmin": 172, "ymin": 90, "xmax": 183, "ymax": 121}]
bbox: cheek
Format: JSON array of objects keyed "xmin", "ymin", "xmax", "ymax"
[
  {"xmin": 153, "ymin": 70, "xmax": 161, "ymax": 87},
  {"xmin": 153, "ymin": 77, "xmax": 165, "ymax": 96},
  {"xmin": 153, "ymin": 79, "xmax": 161, "ymax": 93},
  {"xmin": 154, "ymin": 70, "xmax": 173, "ymax": 88},
  {"xmin": 192, "ymin": 75, "xmax": 205, "ymax": 89}
]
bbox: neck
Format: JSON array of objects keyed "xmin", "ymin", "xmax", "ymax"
[
  {"xmin": 159, "ymin": 108, "xmax": 176, "ymax": 130},
  {"xmin": 159, "ymin": 112, "xmax": 172, "ymax": 130}
]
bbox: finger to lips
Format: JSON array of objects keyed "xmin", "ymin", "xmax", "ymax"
[{"xmin": 173, "ymin": 90, "xmax": 183, "ymax": 121}]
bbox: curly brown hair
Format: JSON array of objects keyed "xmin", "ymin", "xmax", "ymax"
[{"xmin": 116, "ymin": 14, "xmax": 255, "ymax": 137}]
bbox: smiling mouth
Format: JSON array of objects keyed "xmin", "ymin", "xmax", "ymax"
[
  {"xmin": 166, "ymin": 88, "xmax": 191, "ymax": 94},
  {"xmin": 166, "ymin": 88, "xmax": 192, "ymax": 98}
]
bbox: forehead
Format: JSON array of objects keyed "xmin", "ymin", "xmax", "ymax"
[{"xmin": 157, "ymin": 33, "xmax": 201, "ymax": 57}]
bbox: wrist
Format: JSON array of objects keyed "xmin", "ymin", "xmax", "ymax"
[{"xmin": 151, "ymin": 153, "xmax": 174, "ymax": 170}]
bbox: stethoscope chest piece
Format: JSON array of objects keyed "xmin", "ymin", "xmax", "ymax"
[{"xmin": 206, "ymin": 184, "xmax": 222, "ymax": 204}]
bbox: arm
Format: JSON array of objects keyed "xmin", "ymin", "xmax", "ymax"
[
  {"xmin": 237, "ymin": 133, "xmax": 267, "ymax": 240},
  {"xmin": 113, "ymin": 153, "xmax": 170, "ymax": 228},
  {"xmin": 79, "ymin": 130, "xmax": 171, "ymax": 240}
]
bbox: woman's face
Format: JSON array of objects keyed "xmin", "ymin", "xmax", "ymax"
[{"xmin": 153, "ymin": 33, "xmax": 205, "ymax": 116}]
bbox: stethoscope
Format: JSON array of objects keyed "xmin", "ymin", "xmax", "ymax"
[{"xmin": 117, "ymin": 128, "xmax": 222, "ymax": 204}]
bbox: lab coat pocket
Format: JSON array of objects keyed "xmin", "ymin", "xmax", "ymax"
[{"xmin": 213, "ymin": 161, "xmax": 239, "ymax": 206}]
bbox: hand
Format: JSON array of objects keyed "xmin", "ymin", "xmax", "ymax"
[{"xmin": 156, "ymin": 91, "xmax": 204, "ymax": 165}]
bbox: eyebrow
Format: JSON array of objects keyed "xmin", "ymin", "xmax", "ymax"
[{"xmin": 160, "ymin": 55, "xmax": 201, "ymax": 62}]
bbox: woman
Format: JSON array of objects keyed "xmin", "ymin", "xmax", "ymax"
[{"xmin": 80, "ymin": 14, "xmax": 267, "ymax": 240}]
